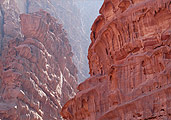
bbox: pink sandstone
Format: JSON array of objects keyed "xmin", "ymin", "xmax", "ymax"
[
  {"xmin": 61, "ymin": 0, "xmax": 171, "ymax": 120},
  {"xmin": 0, "ymin": 10, "xmax": 77, "ymax": 119}
]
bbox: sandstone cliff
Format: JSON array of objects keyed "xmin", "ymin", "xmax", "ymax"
[
  {"xmin": 0, "ymin": 0, "xmax": 91, "ymax": 83},
  {"xmin": 27, "ymin": 0, "xmax": 90, "ymax": 82},
  {"xmin": 0, "ymin": 10, "xmax": 77, "ymax": 120},
  {"xmin": 61, "ymin": 0, "xmax": 171, "ymax": 119}
]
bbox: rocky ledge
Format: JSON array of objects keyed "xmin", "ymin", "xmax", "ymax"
[
  {"xmin": 0, "ymin": 10, "xmax": 77, "ymax": 120},
  {"xmin": 61, "ymin": 0, "xmax": 171, "ymax": 120}
]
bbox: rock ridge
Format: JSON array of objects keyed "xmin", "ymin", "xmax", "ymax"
[{"xmin": 0, "ymin": 10, "xmax": 77, "ymax": 120}]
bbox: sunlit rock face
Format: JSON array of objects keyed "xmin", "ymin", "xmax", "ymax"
[
  {"xmin": 61, "ymin": 0, "xmax": 171, "ymax": 120},
  {"xmin": 26, "ymin": 0, "xmax": 90, "ymax": 82},
  {"xmin": 0, "ymin": 0, "xmax": 92, "ymax": 83},
  {"xmin": 0, "ymin": 9, "xmax": 77, "ymax": 120}
]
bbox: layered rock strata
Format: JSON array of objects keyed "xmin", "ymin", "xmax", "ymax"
[
  {"xmin": 27, "ymin": 0, "xmax": 90, "ymax": 82},
  {"xmin": 0, "ymin": 0, "xmax": 90, "ymax": 83},
  {"xmin": 0, "ymin": 10, "xmax": 77, "ymax": 120},
  {"xmin": 61, "ymin": 0, "xmax": 171, "ymax": 120}
]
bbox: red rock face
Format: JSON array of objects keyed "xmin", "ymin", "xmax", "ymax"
[
  {"xmin": 0, "ymin": 0, "xmax": 91, "ymax": 83},
  {"xmin": 61, "ymin": 0, "xmax": 171, "ymax": 120},
  {"xmin": 27, "ymin": 0, "xmax": 91, "ymax": 82},
  {"xmin": 0, "ymin": 10, "xmax": 77, "ymax": 119}
]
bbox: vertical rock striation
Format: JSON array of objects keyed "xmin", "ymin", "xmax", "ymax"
[
  {"xmin": 0, "ymin": 10, "xmax": 77, "ymax": 119},
  {"xmin": 61, "ymin": 0, "xmax": 171, "ymax": 120}
]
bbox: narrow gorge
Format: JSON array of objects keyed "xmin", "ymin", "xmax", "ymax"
[{"xmin": 0, "ymin": 0, "xmax": 170, "ymax": 120}]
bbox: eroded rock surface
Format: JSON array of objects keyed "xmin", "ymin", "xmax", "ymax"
[
  {"xmin": 27, "ymin": 0, "xmax": 90, "ymax": 82},
  {"xmin": 0, "ymin": 10, "xmax": 77, "ymax": 120},
  {"xmin": 61, "ymin": 0, "xmax": 171, "ymax": 120},
  {"xmin": 0, "ymin": 0, "xmax": 91, "ymax": 83}
]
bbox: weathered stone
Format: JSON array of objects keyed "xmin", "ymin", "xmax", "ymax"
[
  {"xmin": 0, "ymin": 0, "xmax": 92, "ymax": 83},
  {"xmin": 27, "ymin": 0, "xmax": 90, "ymax": 82},
  {"xmin": 61, "ymin": 0, "xmax": 171, "ymax": 120},
  {"xmin": 0, "ymin": 10, "xmax": 77, "ymax": 120}
]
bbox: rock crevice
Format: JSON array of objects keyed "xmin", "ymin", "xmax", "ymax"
[
  {"xmin": 0, "ymin": 4, "xmax": 4, "ymax": 56},
  {"xmin": 26, "ymin": 0, "xmax": 29, "ymax": 14}
]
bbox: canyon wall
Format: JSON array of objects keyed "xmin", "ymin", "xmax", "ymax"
[
  {"xmin": 27, "ymin": 0, "xmax": 90, "ymax": 82},
  {"xmin": 0, "ymin": 6, "xmax": 77, "ymax": 120},
  {"xmin": 0, "ymin": 0, "xmax": 91, "ymax": 83},
  {"xmin": 61, "ymin": 0, "xmax": 171, "ymax": 120}
]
